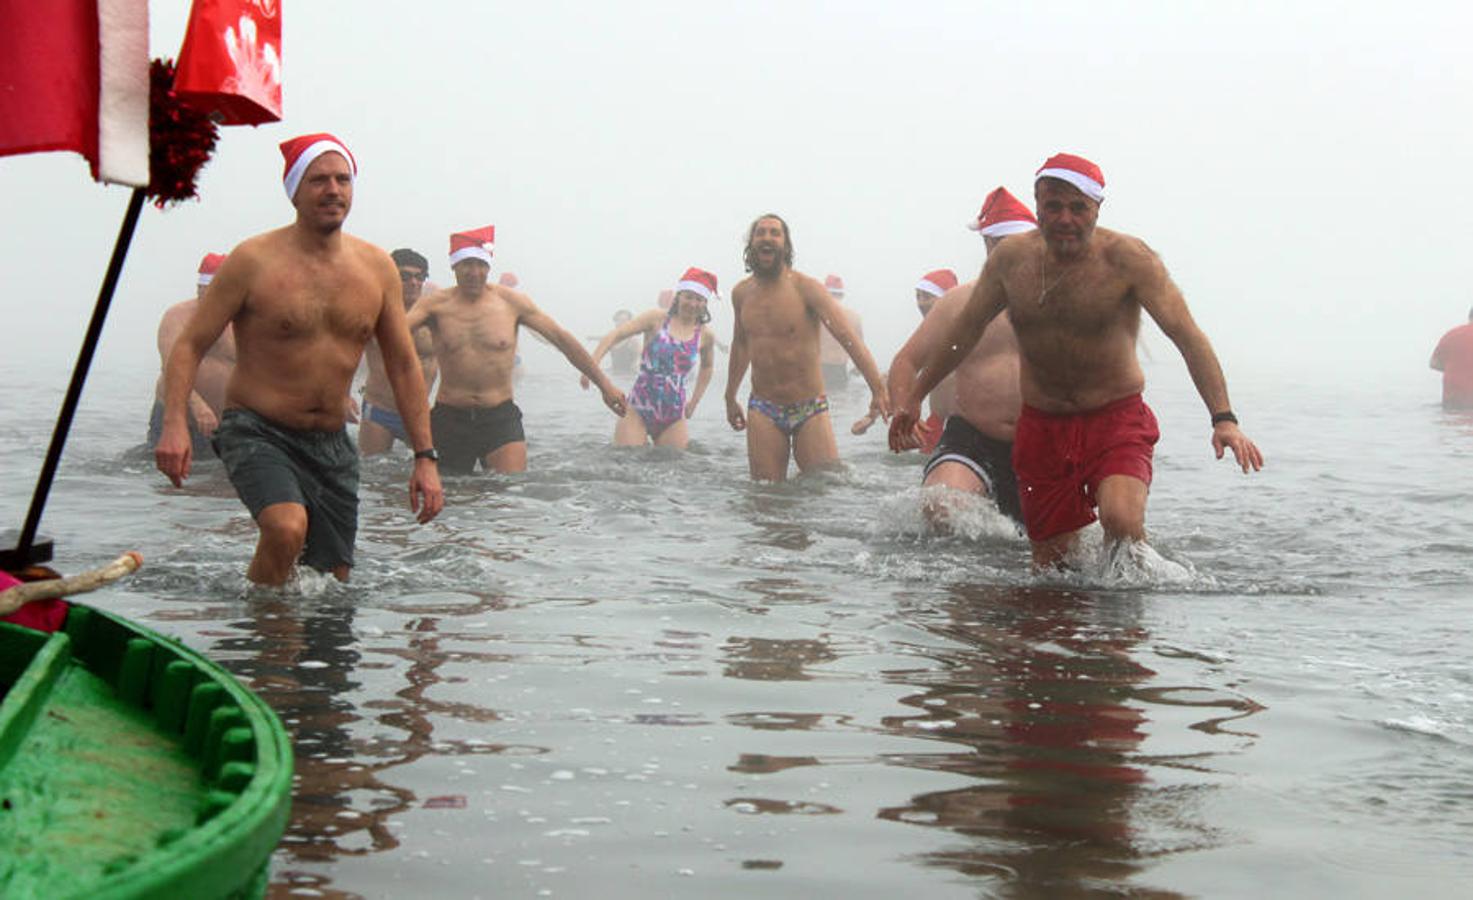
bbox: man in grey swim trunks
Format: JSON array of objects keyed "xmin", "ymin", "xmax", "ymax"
[{"xmin": 155, "ymin": 132, "xmax": 444, "ymax": 585}]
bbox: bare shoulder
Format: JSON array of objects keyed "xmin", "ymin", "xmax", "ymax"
[
  {"xmin": 1100, "ymin": 228, "xmax": 1162, "ymax": 275},
  {"xmin": 633, "ymin": 307, "xmax": 665, "ymax": 329},
  {"xmin": 990, "ymin": 230, "xmax": 1038, "ymax": 271},
  {"xmin": 496, "ymin": 285, "xmax": 541, "ymax": 317},
  {"xmin": 344, "ymin": 234, "xmax": 395, "ymax": 277},
  {"xmin": 731, "ymin": 277, "xmax": 756, "ymax": 303}
]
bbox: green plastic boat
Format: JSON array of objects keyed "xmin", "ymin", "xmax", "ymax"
[{"xmin": 0, "ymin": 603, "xmax": 293, "ymax": 899}]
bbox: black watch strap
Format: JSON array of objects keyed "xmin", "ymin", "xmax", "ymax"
[
  {"xmin": 1211, "ymin": 411, "xmax": 1238, "ymax": 426},
  {"xmin": 414, "ymin": 448, "xmax": 440, "ymax": 461}
]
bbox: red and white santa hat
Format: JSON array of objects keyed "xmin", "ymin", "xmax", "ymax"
[
  {"xmin": 449, "ymin": 226, "xmax": 496, "ymax": 266},
  {"xmin": 824, "ymin": 274, "xmax": 845, "ymax": 297},
  {"xmin": 968, "ymin": 187, "xmax": 1038, "ymax": 236},
  {"xmin": 915, "ymin": 269, "xmax": 959, "ymax": 298},
  {"xmin": 1035, "ymin": 152, "xmax": 1105, "ymax": 202},
  {"xmin": 279, "ymin": 132, "xmax": 357, "ymax": 201},
  {"xmin": 197, "ymin": 252, "xmax": 226, "ymax": 286},
  {"xmin": 674, "ymin": 267, "xmax": 719, "ymax": 303}
]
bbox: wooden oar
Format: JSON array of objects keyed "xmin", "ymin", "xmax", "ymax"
[{"xmin": 0, "ymin": 552, "xmax": 143, "ymax": 616}]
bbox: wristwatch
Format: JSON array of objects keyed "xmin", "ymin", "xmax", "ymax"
[{"xmin": 413, "ymin": 448, "xmax": 440, "ymax": 462}]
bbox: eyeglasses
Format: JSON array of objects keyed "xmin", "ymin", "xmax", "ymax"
[{"xmin": 399, "ymin": 270, "xmax": 428, "ymax": 282}]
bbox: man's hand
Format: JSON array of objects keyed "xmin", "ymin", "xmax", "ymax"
[
  {"xmin": 600, "ymin": 385, "xmax": 628, "ymax": 418},
  {"xmin": 888, "ymin": 406, "xmax": 923, "ymax": 452},
  {"xmin": 1212, "ymin": 422, "xmax": 1264, "ymax": 473},
  {"xmin": 154, "ymin": 423, "xmax": 194, "ymax": 487},
  {"xmin": 867, "ymin": 389, "xmax": 892, "ymax": 424},
  {"xmin": 725, "ymin": 396, "xmax": 746, "ymax": 431},
  {"xmin": 851, "ymin": 412, "xmax": 878, "ymax": 435},
  {"xmin": 345, "ymin": 395, "xmax": 361, "ymax": 424},
  {"xmin": 409, "ymin": 459, "xmax": 445, "ymax": 524}
]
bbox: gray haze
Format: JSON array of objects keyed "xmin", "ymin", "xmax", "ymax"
[{"xmin": 3, "ymin": 1, "xmax": 1470, "ymax": 386}]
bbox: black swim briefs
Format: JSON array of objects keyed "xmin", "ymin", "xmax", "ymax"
[
  {"xmin": 431, "ymin": 400, "xmax": 525, "ymax": 475},
  {"xmin": 922, "ymin": 415, "xmax": 1023, "ymax": 525},
  {"xmin": 212, "ymin": 408, "xmax": 360, "ymax": 572}
]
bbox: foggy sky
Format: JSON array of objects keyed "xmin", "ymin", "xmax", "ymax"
[{"xmin": 3, "ymin": 1, "xmax": 1469, "ymax": 386}]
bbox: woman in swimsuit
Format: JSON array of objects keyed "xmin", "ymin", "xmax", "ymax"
[{"xmin": 584, "ymin": 268, "xmax": 717, "ymax": 449}]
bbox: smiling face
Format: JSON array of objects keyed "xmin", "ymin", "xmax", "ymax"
[
  {"xmin": 744, "ymin": 215, "xmax": 792, "ymax": 277},
  {"xmin": 674, "ymin": 289, "xmax": 710, "ymax": 323},
  {"xmin": 1034, "ymin": 178, "xmax": 1099, "ymax": 258},
  {"xmin": 292, "ymin": 152, "xmax": 353, "ymax": 232}
]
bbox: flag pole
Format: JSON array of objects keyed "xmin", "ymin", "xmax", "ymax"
[{"xmin": 3, "ymin": 187, "xmax": 147, "ymax": 569}]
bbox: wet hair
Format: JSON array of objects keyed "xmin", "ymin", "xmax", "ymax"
[
  {"xmin": 743, "ymin": 213, "xmax": 794, "ymax": 273},
  {"xmin": 391, "ymin": 248, "xmax": 428, "ymax": 272}
]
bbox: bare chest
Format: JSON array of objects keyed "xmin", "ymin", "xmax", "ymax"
[
  {"xmin": 1005, "ymin": 258, "xmax": 1135, "ymax": 339},
  {"xmin": 741, "ymin": 291, "xmax": 814, "ymax": 341},
  {"xmin": 241, "ymin": 269, "xmax": 379, "ymax": 345},
  {"xmin": 433, "ymin": 299, "xmax": 519, "ymax": 355}
]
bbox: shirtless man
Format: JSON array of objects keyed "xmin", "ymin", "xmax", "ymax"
[
  {"xmin": 889, "ymin": 188, "xmax": 1039, "ymax": 528},
  {"xmin": 147, "ymin": 252, "xmax": 236, "ymax": 456},
  {"xmin": 724, "ymin": 214, "xmax": 889, "ymax": 481},
  {"xmin": 359, "ymin": 248, "xmax": 438, "ymax": 455},
  {"xmin": 895, "ymin": 154, "xmax": 1263, "ymax": 567},
  {"xmin": 817, "ymin": 274, "xmax": 864, "ymax": 391},
  {"xmin": 155, "ymin": 133, "xmax": 444, "ymax": 586},
  {"xmin": 406, "ymin": 226, "xmax": 627, "ymax": 474}
]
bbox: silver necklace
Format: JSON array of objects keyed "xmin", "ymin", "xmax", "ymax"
[{"xmin": 1037, "ymin": 246, "xmax": 1075, "ymax": 306}]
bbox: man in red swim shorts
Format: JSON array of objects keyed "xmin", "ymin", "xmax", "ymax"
[{"xmin": 894, "ymin": 153, "xmax": 1264, "ymax": 567}]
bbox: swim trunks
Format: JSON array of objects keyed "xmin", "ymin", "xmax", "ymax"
[
  {"xmin": 431, "ymin": 400, "xmax": 525, "ymax": 474},
  {"xmin": 146, "ymin": 399, "xmax": 216, "ymax": 457},
  {"xmin": 361, "ymin": 398, "xmax": 409, "ymax": 444},
  {"xmin": 628, "ymin": 313, "xmax": 702, "ymax": 439},
  {"xmin": 1011, "ymin": 393, "xmax": 1159, "ymax": 542},
  {"xmin": 922, "ymin": 415, "xmax": 1023, "ymax": 525},
  {"xmin": 748, "ymin": 394, "xmax": 830, "ymax": 438},
  {"xmin": 821, "ymin": 362, "xmax": 849, "ymax": 390},
  {"xmin": 211, "ymin": 407, "xmax": 360, "ymax": 572}
]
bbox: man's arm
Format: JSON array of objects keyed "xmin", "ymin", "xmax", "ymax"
[
  {"xmin": 374, "ymin": 259, "xmax": 444, "ymax": 523},
  {"xmin": 583, "ymin": 308, "xmax": 658, "ymax": 386},
  {"xmin": 905, "ymin": 261, "xmax": 1006, "ymax": 418},
  {"xmin": 155, "ymin": 258, "xmax": 249, "ymax": 486},
  {"xmin": 1127, "ymin": 238, "xmax": 1263, "ymax": 472},
  {"xmin": 1430, "ymin": 333, "xmax": 1448, "ymax": 371},
  {"xmin": 886, "ymin": 287, "xmax": 969, "ymax": 448},
  {"xmin": 518, "ymin": 296, "xmax": 628, "ymax": 416},
  {"xmin": 805, "ymin": 278, "xmax": 888, "ymax": 417},
  {"xmin": 156, "ymin": 304, "xmax": 218, "ymax": 433},
  {"xmin": 724, "ymin": 288, "xmax": 751, "ymax": 431}
]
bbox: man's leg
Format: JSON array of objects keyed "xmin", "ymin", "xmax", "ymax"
[
  {"xmin": 744, "ymin": 412, "xmax": 792, "ymax": 481},
  {"xmin": 921, "ymin": 461, "xmax": 987, "ymax": 528},
  {"xmin": 791, "ymin": 411, "xmax": 839, "ymax": 474},
  {"xmin": 358, "ymin": 418, "xmax": 394, "ymax": 456},
  {"xmin": 1095, "ymin": 474, "xmax": 1149, "ymax": 546},
  {"xmin": 248, "ymin": 501, "xmax": 308, "ymax": 586},
  {"xmin": 483, "ymin": 441, "xmax": 528, "ymax": 474}
]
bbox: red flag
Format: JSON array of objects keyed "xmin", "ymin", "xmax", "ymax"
[
  {"xmin": 0, "ymin": 0, "xmax": 151, "ymax": 186},
  {"xmin": 174, "ymin": 0, "xmax": 283, "ymax": 126}
]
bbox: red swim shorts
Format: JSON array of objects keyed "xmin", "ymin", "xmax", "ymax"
[{"xmin": 1011, "ymin": 394, "xmax": 1160, "ymax": 542}]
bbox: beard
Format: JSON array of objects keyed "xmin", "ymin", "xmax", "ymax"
[{"xmin": 749, "ymin": 242, "xmax": 785, "ymax": 277}]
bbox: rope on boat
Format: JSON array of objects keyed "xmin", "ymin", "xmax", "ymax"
[{"xmin": 0, "ymin": 551, "xmax": 143, "ymax": 616}]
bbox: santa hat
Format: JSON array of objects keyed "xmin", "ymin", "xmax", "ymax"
[
  {"xmin": 1035, "ymin": 152, "xmax": 1105, "ymax": 202},
  {"xmin": 969, "ymin": 187, "xmax": 1038, "ymax": 236},
  {"xmin": 915, "ymin": 269, "xmax": 958, "ymax": 298},
  {"xmin": 498, "ymin": 272, "xmax": 520, "ymax": 288},
  {"xmin": 197, "ymin": 252, "xmax": 226, "ymax": 286},
  {"xmin": 674, "ymin": 267, "xmax": 718, "ymax": 303},
  {"xmin": 279, "ymin": 133, "xmax": 356, "ymax": 201},
  {"xmin": 449, "ymin": 226, "xmax": 495, "ymax": 266},
  {"xmin": 824, "ymin": 274, "xmax": 845, "ymax": 297}
]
